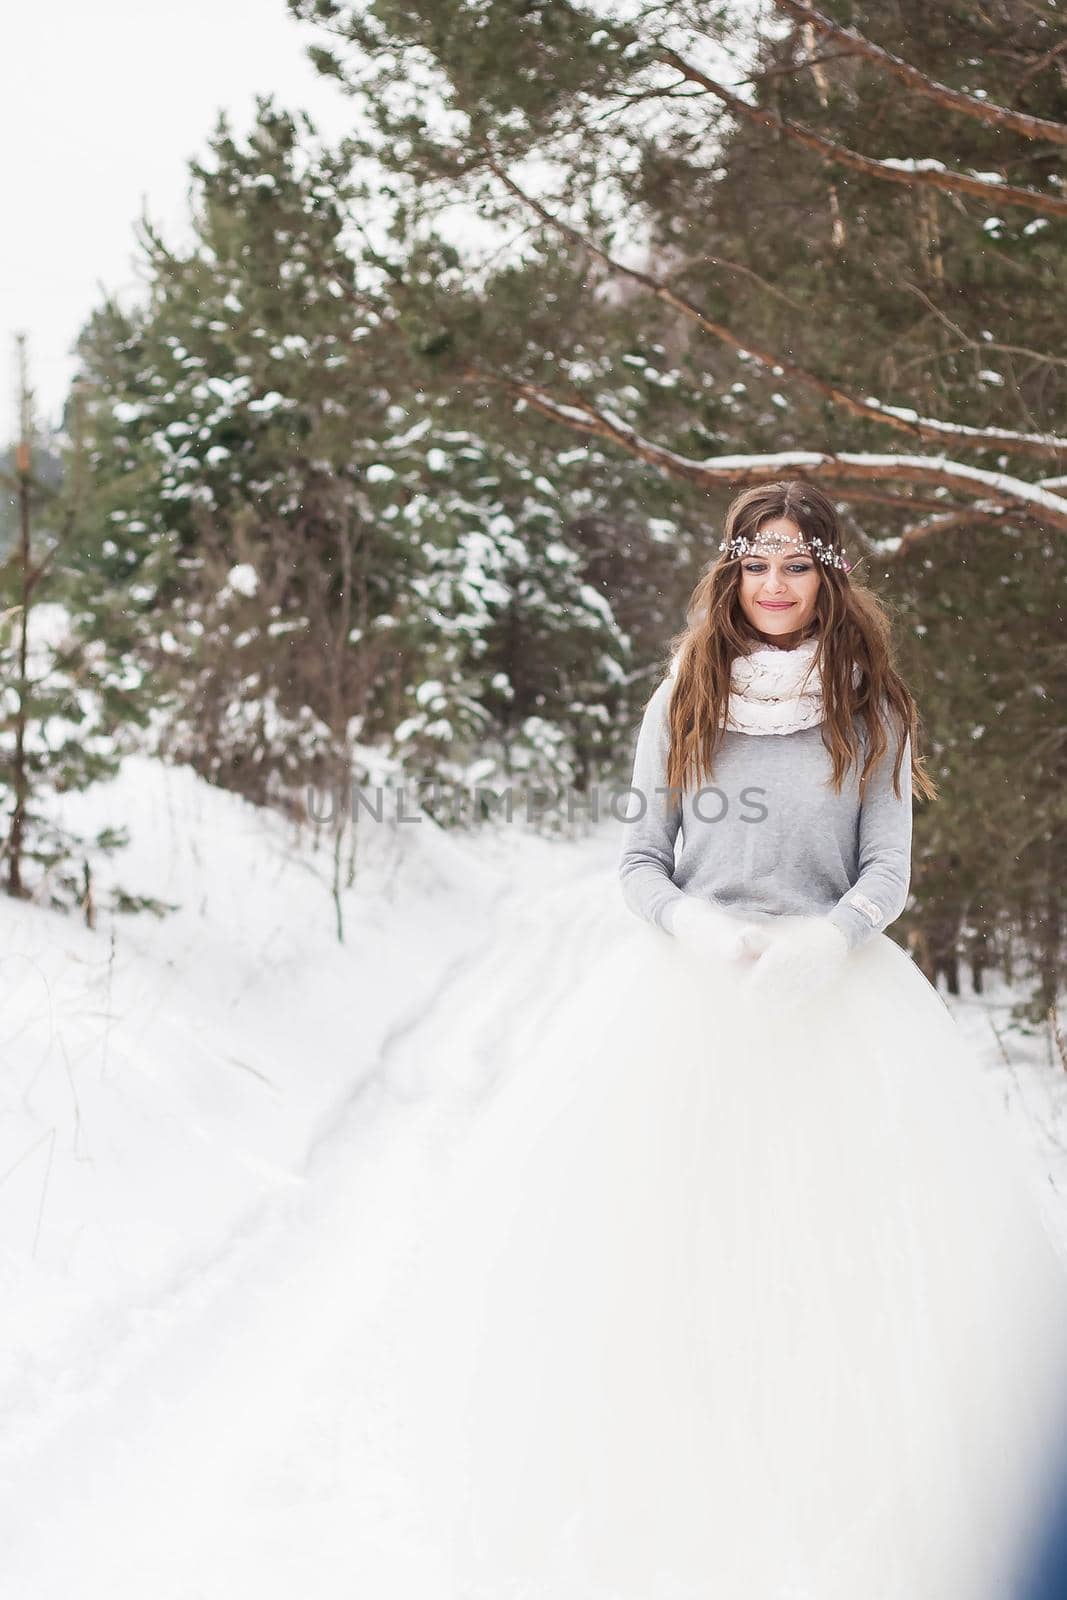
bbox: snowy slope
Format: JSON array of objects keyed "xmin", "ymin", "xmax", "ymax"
[
  {"xmin": 0, "ymin": 754, "xmax": 1063, "ymax": 1596},
  {"xmin": 0, "ymin": 754, "xmax": 511, "ymax": 1414}
]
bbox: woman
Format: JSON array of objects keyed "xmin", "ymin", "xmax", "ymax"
[{"xmin": 391, "ymin": 482, "xmax": 1067, "ymax": 1600}]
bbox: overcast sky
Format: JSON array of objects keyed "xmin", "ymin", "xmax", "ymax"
[{"xmin": 1, "ymin": 0, "xmax": 356, "ymax": 433}]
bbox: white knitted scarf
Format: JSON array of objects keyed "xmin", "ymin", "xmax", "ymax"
[
  {"xmin": 668, "ymin": 637, "xmax": 844, "ymax": 735},
  {"xmin": 726, "ymin": 637, "xmax": 825, "ymax": 735}
]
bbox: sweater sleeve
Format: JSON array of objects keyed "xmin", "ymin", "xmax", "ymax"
[
  {"xmin": 825, "ymin": 726, "xmax": 914, "ymax": 953},
  {"xmin": 617, "ymin": 679, "xmax": 690, "ymax": 932}
]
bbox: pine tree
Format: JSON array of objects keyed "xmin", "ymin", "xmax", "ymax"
[
  {"xmin": 0, "ymin": 337, "xmax": 153, "ymax": 918},
  {"xmin": 72, "ymin": 103, "xmax": 433, "ymax": 823},
  {"xmin": 72, "ymin": 101, "xmax": 646, "ymax": 870}
]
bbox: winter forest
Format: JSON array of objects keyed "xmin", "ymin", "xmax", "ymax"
[{"xmin": 2, "ymin": 1, "xmax": 1067, "ymax": 1594}]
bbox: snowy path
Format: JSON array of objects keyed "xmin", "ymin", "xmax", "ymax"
[
  {"xmin": 0, "ymin": 826, "xmax": 624, "ymax": 1599},
  {"xmin": 0, "ymin": 765, "xmax": 1064, "ymax": 1599}
]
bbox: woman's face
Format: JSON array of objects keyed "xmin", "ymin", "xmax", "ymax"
[{"xmin": 735, "ymin": 517, "xmax": 822, "ymax": 644}]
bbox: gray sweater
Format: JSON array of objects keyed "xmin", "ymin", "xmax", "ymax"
[{"xmin": 617, "ymin": 676, "xmax": 913, "ymax": 952}]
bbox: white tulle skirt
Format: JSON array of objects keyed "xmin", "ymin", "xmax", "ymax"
[{"xmin": 387, "ymin": 916, "xmax": 1067, "ymax": 1600}]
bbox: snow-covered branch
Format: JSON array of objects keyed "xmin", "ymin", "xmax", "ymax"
[
  {"xmin": 657, "ymin": 47, "xmax": 1067, "ymax": 221},
  {"xmin": 773, "ymin": 1, "xmax": 1067, "ymax": 150},
  {"xmin": 467, "ymin": 366, "xmax": 1067, "ymax": 539}
]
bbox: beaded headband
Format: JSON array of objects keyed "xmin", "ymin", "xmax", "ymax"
[{"xmin": 718, "ymin": 530, "xmax": 852, "ymax": 573}]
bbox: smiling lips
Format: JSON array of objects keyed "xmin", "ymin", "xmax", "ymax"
[{"xmin": 759, "ymin": 601, "xmax": 795, "ymax": 609}]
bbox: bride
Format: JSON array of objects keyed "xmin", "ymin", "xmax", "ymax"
[{"xmin": 388, "ymin": 481, "xmax": 1067, "ymax": 1599}]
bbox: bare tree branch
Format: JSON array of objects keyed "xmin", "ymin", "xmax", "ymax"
[
  {"xmin": 659, "ymin": 251, "xmax": 809, "ymax": 313},
  {"xmin": 772, "ymin": 0, "xmax": 1067, "ymax": 149},
  {"xmin": 895, "ymin": 274, "xmax": 1067, "ymax": 375},
  {"xmin": 744, "ymin": 45, "xmax": 866, "ymax": 87},
  {"xmin": 894, "ymin": 505, "xmax": 1019, "ymax": 557}
]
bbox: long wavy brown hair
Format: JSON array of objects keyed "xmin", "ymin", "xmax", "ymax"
[{"xmin": 660, "ymin": 481, "xmax": 938, "ymax": 805}]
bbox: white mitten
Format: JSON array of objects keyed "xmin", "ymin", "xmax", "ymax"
[
  {"xmin": 738, "ymin": 921, "xmax": 774, "ymax": 959},
  {"xmin": 745, "ymin": 916, "xmax": 850, "ymax": 1013},
  {"xmin": 664, "ymin": 897, "xmax": 754, "ymax": 964}
]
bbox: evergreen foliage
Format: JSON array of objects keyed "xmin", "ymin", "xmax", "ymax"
[
  {"xmin": 71, "ymin": 5, "xmax": 1067, "ymax": 1001},
  {"xmin": 284, "ymin": 0, "xmax": 1067, "ymax": 1009},
  {"xmin": 0, "ymin": 409, "xmax": 154, "ymax": 917}
]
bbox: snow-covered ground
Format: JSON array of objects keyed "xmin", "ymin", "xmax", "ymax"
[{"xmin": 0, "ymin": 755, "xmax": 1063, "ymax": 1596}]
